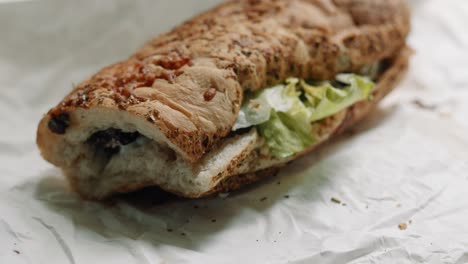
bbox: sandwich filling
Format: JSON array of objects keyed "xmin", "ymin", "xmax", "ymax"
[
  {"xmin": 82, "ymin": 74, "xmax": 376, "ymax": 162},
  {"xmin": 233, "ymin": 74, "xmax": 375, "ymax": 158}
]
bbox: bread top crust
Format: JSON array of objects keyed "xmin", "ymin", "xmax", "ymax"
[{"xmin": 42, "ymin": 0, "xmax": 410, "ymax": 163}]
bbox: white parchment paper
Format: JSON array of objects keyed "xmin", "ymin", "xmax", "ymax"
[{"xmin": 1, "ymin": 1, "xmax": 468, "ymax": 263}]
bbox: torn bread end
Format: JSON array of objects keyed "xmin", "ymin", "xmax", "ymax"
[{"xmin": 38, "ymin": 108, "xmax": 260, "ymax": 199}]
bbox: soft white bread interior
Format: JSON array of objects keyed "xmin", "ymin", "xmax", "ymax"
[{"xmin": 38, "ymin": 108, "xmax": 260, "ymax": 198}]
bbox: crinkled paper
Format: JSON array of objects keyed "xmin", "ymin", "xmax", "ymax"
[{"xmin": 1, "ymin": 0, "xmax": 468, "ymax": 263}]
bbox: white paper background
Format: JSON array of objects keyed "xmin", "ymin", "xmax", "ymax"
[{"xmin": 1, "ymin": 1, "xmax": 468, "ymax": 263}]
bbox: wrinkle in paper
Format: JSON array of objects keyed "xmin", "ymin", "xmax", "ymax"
[{"xmin": 1, "ymin": 0, "xmax": 468, "ymax": 263}]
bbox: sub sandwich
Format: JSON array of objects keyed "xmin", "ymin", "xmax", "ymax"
[{"xmin": 37, "ymin": 0, "xmax": 411, "ymax": 200}]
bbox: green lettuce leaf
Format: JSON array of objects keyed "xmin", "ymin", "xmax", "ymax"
[
  {"xmin": 233, "ymin": 78, "xmax": 312, "ymax": 132},
  {"xmin": 233, "ymin": 73, "xmax": 375, "ymax": 158},
  {"xmin": 303, "ymin": 74, "xmax": 374, "ymax": 122},
  {"xmin": 278, "ymin": 78, "xmax": 314, "ymax": 136},
  {"xmin": 257, "ymin": 111, "xmax": 313, "ymax": 158},
  {"xmin": 232, "ymin": 95, "xmax": 271, "ymax": 131}
]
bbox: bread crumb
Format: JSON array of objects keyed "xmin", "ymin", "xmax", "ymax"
[
  {"xmin": 409, "ymin": 220, "xmax": 412, "ymax": 224},
  {"xmin": 167, "ymin": 228, "xmax": 173, "ymax": 232},
  {"xmin": 396, "ymin": 203, "xmax": 402, "ymax": 208},
  {"xmin": 331, "ymin": 197, "xmax": 342, "ymax": 204},
  {"xmin": 412, "ymin": 99, "xmax": 437, "ymax": 111},
  {"xmin": 211, "ymin": 219, "xmax": 217, "ymax": 223},
  {"xmin": 260, "ymin": 197, "xmax": 267, "ymax": 202},
  {"xmin": 13, "ymin": 250, "xmax": 19, "ymax": 254},
  {"xmin": 398, "ymin": 223, "xmax": 407, "ymax": 230},
  {"xmin": 284, "ymin": 195, "xmax": 290, "ymax": 199}
]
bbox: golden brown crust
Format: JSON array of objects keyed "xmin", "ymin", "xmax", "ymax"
[
  {"xmin": 212, "ymin": 167, "xmax": 281, "ymax": 195},
  {"xmin": 40, "ymin": 0, "xmax": 410, "ymax": 163}
]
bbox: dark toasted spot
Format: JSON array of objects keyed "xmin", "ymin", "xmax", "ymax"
[
  {"xmin": 87, "ymin": 128, "xmax": 140, "ymax": 155},
  {"xmin": 48, "ymin": 112, "xmax": 70, "ymax": 135},
  {"xmin": 165, "ymin": 147, "xmax": 177, "ymax": 162},
  {"xmin": 202, "ymin": 136, "xmax": 210, "ymax": 148}
]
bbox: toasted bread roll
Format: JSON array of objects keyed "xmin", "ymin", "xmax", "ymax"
[{"xmin": 37, "ymin": 0, "xmax": 411, "ymax": 199}]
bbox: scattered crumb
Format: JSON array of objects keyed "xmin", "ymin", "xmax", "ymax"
[
  {"xmin": 409, "ymin": 220, "xmax": 413, "ymax": 224},
  {"xmin": 211, "ymin": 219, "xmax": 217, "ymax": 223},
  {"xmin": 342, "ymin": 203, "xmax": 347, "ymax": 206},
  {"xmin": 366, "ymin": 205, "xmax": 369, "ymax": 209},
  {"xmin": 284, "ymin": 195, "xmax": 290, "ymax": 199},
  {"xmin": 396, "ymin": 203, "xmax": 402, "ymax": 208},
  {"xmin": 181, "ymin": 232, "xmax": 186, "ymax": 236},
  {"xmin": 13, "ymin": 250, "xmax": 19, "ymax": 254},
  {"xmin": 256, "ymin": 240, "xmax": 259, "ymax": 242},
  {"xmin": 279, "ymin": 232, "xmax": 282, "ymax": 234},
  {"xmin": 273, "ymin": 240, "xmax": 277, "ymax": 243},
  {"xmin": 277, "ymin": 181, "xmax": 281, "ymax": 185},
  {"xmin": 398, "ymin": 223, "xmax": 408, "ymax": 230},
  {"xmin": 412, "ymin": 99, "xmax": 437, "ymax": 111},
  {"xmin": 193, "ymin": 205, "xmax": 199, "ymax": 209},
  {"xmin": 260, "ymin": 197, "xmax": 268, "ymax": 202},
  {"xmin": 167, "ymin": 228, "xmax": 173, "ymax": 232},
  {"xmin": 331, "ymin": 197, "xmax": 342, "ymax": 204}
]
